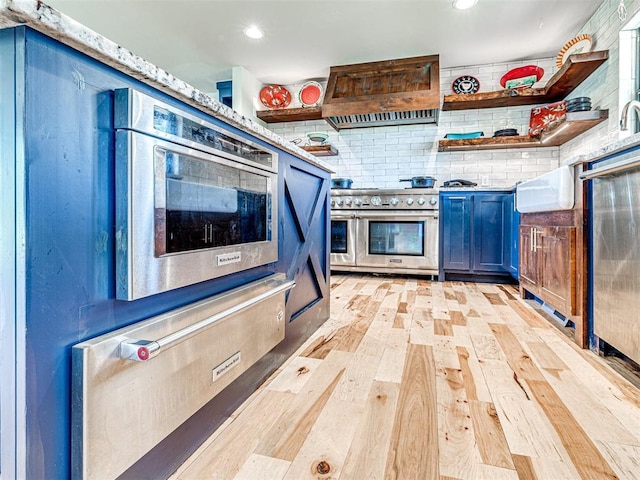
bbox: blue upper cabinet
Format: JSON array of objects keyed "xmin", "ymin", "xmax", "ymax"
[{"xmin": 440, "ymin": 191, "xmax": 514, "ymax": 282}]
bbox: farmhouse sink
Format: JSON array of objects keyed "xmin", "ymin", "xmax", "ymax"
[{"xmin": 516, "ymin": 165, "xmax": 574, "ymax": 213}]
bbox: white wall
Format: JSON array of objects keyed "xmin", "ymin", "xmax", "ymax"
[{"xmin": 266, "ymin": 0, "xmax": 640, "ymax": 188}]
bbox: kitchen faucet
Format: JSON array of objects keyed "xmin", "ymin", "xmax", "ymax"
[{"xmin": 620, "ymin": 99, "xmax": 640, "ymax": 130}]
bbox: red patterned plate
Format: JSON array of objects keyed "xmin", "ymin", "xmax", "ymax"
[
  {"xmin": 259, "ymin": 84, "xmax": 292, "ymax": 109},
  {"xmin": 500, "ymin": 65, "xmax": 544, "ymax": 89},
  {"xmin": 528, "ymin": 101, "xmax": 566, "ymax": 136},
  {"xmin": 299, "ymin": 81, "xmax": 323, "ymax": 107}
]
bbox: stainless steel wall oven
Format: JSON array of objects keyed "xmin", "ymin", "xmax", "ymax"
[
  {"xmin": 330, "ymin": 188, "xmax": 439, "ymax": 275},
  {"xmin": 115, "ymin": 89, "xmax": 278, "ymax": 300}
]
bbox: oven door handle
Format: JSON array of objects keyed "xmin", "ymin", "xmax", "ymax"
[
  {"xmin": 119, "ymin": 279, "xmax": 295, "ymax": 362},
  {"xmin": 354, "ymin": 211, "xmax": 438, "ymax": 219},
  {"xmin": 580, "ymin": 157, "xmax": 640, "ymax": 179},
  {"xmin": 331, "ymin": 213, "xmax": 357, "ymax": 220}
]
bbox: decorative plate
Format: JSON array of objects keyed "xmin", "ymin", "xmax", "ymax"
[
  {"xmin": 299, "ymin": 81, "xmax": 324, "ymax": 107},
  {"xmin": 259, "ymin": 84, "xmax": 292, "ymax": 109},
  {"xmin": 500, "ymin": 65, "xmax": 544, "ymax": 89},
  {"xmin": 452, "ymin": 75, "xmax": 480, "ymax": 94},
  {"xmin": 556, "ymin": 34, "xmax": 593, "ymax": 68}
]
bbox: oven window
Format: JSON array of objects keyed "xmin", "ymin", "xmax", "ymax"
[
  {"xmin": 368, "ymin": 221, "xmax": 424, "ymax": 256},
  {"xmin": 155, "ymin": 148, "xmax": 270, "ymax": 255},
  {"xmin": 331, "ymin": 220, "xmax": 348, "ymax": 254}
]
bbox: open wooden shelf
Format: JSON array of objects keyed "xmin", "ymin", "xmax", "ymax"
[
  {"xmin": 437, "ymin": 109, "xmax": 608, "ymax": 152},
  {"xmin": 256, "ymin": 106, "xmax": 323, "ymax": 123},
  {"xmin": 442, "ymin": 50, "xmax": 609, "ymax": 111},
  {"xmin": 300, "ymin": 144, "xmax": 339, "ymax": 156}
]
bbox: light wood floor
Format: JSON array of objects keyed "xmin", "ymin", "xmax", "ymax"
[{"xmin": 171, "ymin": 274, "xmax": 640, "ymax": 480}]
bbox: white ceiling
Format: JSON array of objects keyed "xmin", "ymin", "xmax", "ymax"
[{"xmin": 46, "ymin": 0, "xmax": 603, "ymax": 92}]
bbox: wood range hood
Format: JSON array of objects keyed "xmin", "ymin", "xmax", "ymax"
[{"xmin": 322, "ymin": 54, "xmax": 440, "ymax": 130}]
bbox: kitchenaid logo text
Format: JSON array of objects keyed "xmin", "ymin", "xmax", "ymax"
[
  {"xmin": 216, "ymin": 252, "xmax": 241, "ymax": 266},
  {"xmin": 212, "ymin": 352, "xmax": 241, "ymax": 382}
]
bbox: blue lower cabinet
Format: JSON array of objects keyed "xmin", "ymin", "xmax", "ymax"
[
  {"xmin": 1, "ymin": 26, "xmax": 330, "ymax": 480},
  {"xmin": 507, "ymin": 194, "xmax": 520, "ymax": 279},
  {"xmin": 440, "ymin": 191, "xmax": 514, "ymax": 282},
  {"xmin": 441, "ymin": 194, "xmax": 472, "ymax": 270}
]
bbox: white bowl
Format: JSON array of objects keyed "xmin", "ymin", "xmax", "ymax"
[{"xmin": 307, "ymin": 132, "xmax": 328, "ymax": 143}]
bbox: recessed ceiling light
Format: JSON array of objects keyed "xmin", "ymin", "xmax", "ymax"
[
  {"xmin": 452, "ymin": 0, "xmax": 479, "ymax": 10},
  {"xmin": 244, "ymin": 25, "xmax": 264, "ymax": 39}
]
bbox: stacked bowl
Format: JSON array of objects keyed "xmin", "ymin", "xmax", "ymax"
[{"xmin": 566, "ymin": 97, "xmax": 591, "ymax": 112}]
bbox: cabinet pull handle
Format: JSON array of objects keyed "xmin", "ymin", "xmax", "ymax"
[{"xmin": 531, "ymin": 227, "xmax": 536, "ymax": 252}]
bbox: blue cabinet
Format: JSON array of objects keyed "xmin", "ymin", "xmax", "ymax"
[
  {"xmin": 0, "ymin": 26, "xmax": 330, "ymax": 480},
  {"xmin": 440, "ymin": 191, "xmax": 513, "ymax": 281},
  {"xmin": 506, "ymin": 194, "xmax": 520, "ymax": 279},
  {"xmin": 441, "ymin": 194, "xmax": 472, "ymax": 270}
]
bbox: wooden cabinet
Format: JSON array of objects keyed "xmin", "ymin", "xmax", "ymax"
[
  {"xmin": 519, "ymin": 224, "xmax": 576, "ymax": 316},
  {"xmin": 518, "ymin": 164, "xmax": 587, "ymax": 348},
  {"xmin": 440, "ymin": 191, "xmax": 513, "ymax": 281}
]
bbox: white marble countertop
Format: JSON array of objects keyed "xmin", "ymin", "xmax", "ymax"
[
  {"xmin": 0, "ymin": 0, "xmax": 333, "ymax": 173},
  {"xmin": 567, "ymin": 132, "xmax": 640, "ymax": 166}
]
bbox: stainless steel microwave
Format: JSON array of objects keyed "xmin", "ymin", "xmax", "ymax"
[{"xmin": 114, "ymin": 88, "xmax": 278, "ymax": 300}]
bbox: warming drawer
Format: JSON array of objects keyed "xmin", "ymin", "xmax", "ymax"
[{"xmin": 71, "ymin": 273, "xmax": 293, "ymax": 480}]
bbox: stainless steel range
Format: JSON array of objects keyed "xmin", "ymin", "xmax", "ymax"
[{"xmin": 330, "ymin": 188, "xmax": 439, "ymax": 275}]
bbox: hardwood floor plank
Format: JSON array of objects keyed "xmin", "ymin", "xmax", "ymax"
[
  {"xmin": 409, "ymin": 307, "xmax": 435, "ymax": 346},
  {"xmin": 489, "ymin": 323, "xmax": 546, "ymax": 382},
  {"xmin": 526, "ymin": 379, "xmax": 619, "ymax": 479},
  {"xmin": 457, "ymin": 345, "xmax": 492, "ymax": 403},
  {"xmin": 538, "ymin": 369, "xmax": 638, "ymax": 445},
  {"xmin": 512, "ymin": 454, "xmax": 537, "ymax": 480},
  {"xmin": 385, "ymin": 344, "xmax": 439, "ymax": 479},
  {"xmin": 434, "ymin": 318, "xmax": 454, "ymax": 336},
  {"xmin": 335, "ymin": 353, "xmax": 382, "ymax": 404},
  {"xmin": 435, "ymin": 366, "xmax": 482, "ymax": 479},
  {"xmin": 376, "ymin": 346, "xmax": 408, "ymax": 384},
  {"xmin": 596, "ymin": 441, "xmax": 640, "ymax": 480},
  {"xmin": 504, "ymin": 296, "xmax": 549, "ymax": 328},
  {"xmin": 255, "ymin": 350, "xmax": 351, "ymax": 461},
  {"xmin": 483, "ymin": 292, "xmax": 507, "ymax": 305},
  {"xmin": 341, "ymin": 381, "xmax": 401, "ymax": 480},
  {"xmin": 478, "ymin": 360, "xmax": 569, "ymax": 462},
  {"xmin": 468, "ymin": 400, "xmax": 514, "ymax": 469},
  {"xmin": 233, "ymin": 454, "xmax": 290, "ymax": 480},
  {"xmin": 283, "ymin": 398, "xmax": 363, "ymax": 480},
  {"xmin": 450, "ymin": 310, "xmax": 466, "ymax": 326},
  {"xmin": 266, "ymin": 356, "xmax": 324, "ymax": 394},
  {"xmin": 176, "ymin": 390, "xmax": 294, "ymax": 479}
]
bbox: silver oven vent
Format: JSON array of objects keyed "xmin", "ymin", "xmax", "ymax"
[{"xmin": 324, "ymin": 109, "xmax": 439, "ymax": 130}]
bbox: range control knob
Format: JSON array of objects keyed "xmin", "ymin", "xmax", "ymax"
[
  {"xmin": 354, "ymin": 198, "xmax": 363, "ymax": 206},
  {"xmin": 417, "ymin": 197, "xmax": 426, "ymax": 205},
  {"xmin": 429, "ymin": 197, "xmax": 438, "ymax": 206},
  {"xmin": 345, "ymin": 198, "xmax": 353, "ymax": 206},
  {"xmin": 330, "ymin": 199, "xmax": 335, "ymax": 207},
  {"xmin": 390, "ymin": 197, "xmax": 399, "ymax": 206},
  {"xmin": 370, "ymin": 196, "xmax": 382, "ymax": 206},
  {"xmin": 405, "ymin": 198, "xmax": 414, "ymax": 206},
  {"xmin": 335, "ymin": 198, "xmax": 344, "ymax": 206}
]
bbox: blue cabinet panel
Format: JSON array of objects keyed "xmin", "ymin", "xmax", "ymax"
[
  {"xmin": 507, "ymin": 194, "xmax": 520, "ymax": 279},
  {"xmin": 440, "ymin": 191, "xmax": 513, "ymax": 281},
  {"xmin": 441, "ymin": 194, "xmax": 472, "ymax": 270},
  {"xmin": 2, "ymin": 27, "xmax": 330, "ymax": 479},
  {"xmin": 473, "ymin": 194, "xmax": 510, "ymax": 272}
]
